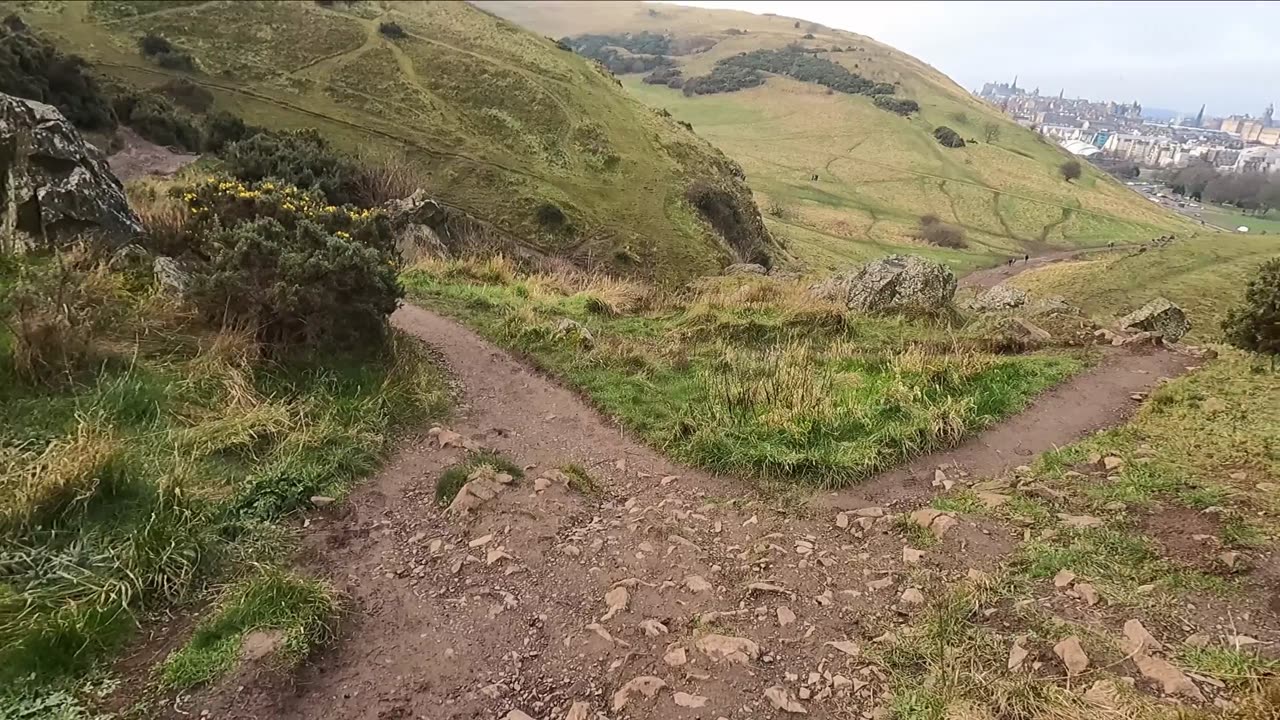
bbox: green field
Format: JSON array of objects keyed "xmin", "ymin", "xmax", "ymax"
[
  {"xmin": 1012, "ymin": 234, "xmax": 1278, "ymax": 341},
  {"xmin": 1199, "ymin": 205, "xmax": 1280, "ymax": 235},
  {"xmin": 7, "ymin": 0, "xmax": 770, "ymax": 281},
  {"xmin": 479, "ymin": 1, "xmax": 1197, "ymax": 275}
]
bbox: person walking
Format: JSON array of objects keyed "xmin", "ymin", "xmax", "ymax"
[{"xmin": 1023, "ymin": 253, "xmax": 1029, "ymax": 263}]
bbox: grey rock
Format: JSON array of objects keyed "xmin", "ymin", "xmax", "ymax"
[
  {"xmin": 382, "ymin": 190, "xmax": 452, "ymax": 260},
  {"xmin": 552, "ymin": 317, "xmax": 594, "ymax": 347},
  {"xmin": 1119, "ymin": 297, "xmax": 1189, "ymax": 342},
  {"xmin": 0, "ymin": 93, "xmax": 141, "ymax": 253},
  {"xmin": 153, "ymin": 256, "xmax": 191, "ymax": 294},
  {"xmin": 998, "ymin": 316, "xmax": 1051, "ymax": 343},
  {"xmin": 811, "ymin": 254, "xmax": 956, "ymax": 313},
  {"xmin": 969, "ymin": 284, "xmax": 1027, "ymax": 312},
  {"xmin": 724, "ymin": 262, "xmax": 767, "ymax": 276},
  {"xmin": 108, "ymin": 243, "xmax": 151, "ymax": 271}
]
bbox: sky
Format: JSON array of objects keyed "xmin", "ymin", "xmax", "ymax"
[{"xmin": 662, "ymin": 1, "xmax": 1277, "ymax": 117}]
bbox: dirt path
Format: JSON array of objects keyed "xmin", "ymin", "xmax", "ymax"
[
  {"xmin": 196, "ymin": 305, "xmax": 1209, "ymax": 720},
  {"xmin": 958, "ymin": 246, "xmax": 1124, "ymax": 289}
]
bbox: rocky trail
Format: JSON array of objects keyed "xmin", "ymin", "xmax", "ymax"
[
  {"xmin": 959, "ymin": 247, "xmax": 1124, "ymax": 290},
  {"xmin": 194, "ymin": 304, "xmax": 1275, "ymax": 720}
]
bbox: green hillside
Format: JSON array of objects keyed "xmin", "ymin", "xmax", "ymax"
[
  {"xmin": 6, "ymin": 0, "xmax": 773, "ymax": 281},
  {"xmin": 476, "ymin": 0, "xmax": 1198, "ymax": 274}
]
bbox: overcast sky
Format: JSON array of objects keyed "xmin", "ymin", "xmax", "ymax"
[{"xmin": 663, "ymin": 1, "xmax": 1277, "ymax": 117}]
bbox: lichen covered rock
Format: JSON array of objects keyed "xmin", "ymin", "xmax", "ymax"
[
  {"xmin": 1119, "ymin": 297, "xmax": 1190, "ymax": 342},
  {"xmin": 0, "ymin": 93, "xmax": 140, "ymax": 252},
  {"xmin": 812, "ymin": 254, "xmax": 956, "ymax": 313}
]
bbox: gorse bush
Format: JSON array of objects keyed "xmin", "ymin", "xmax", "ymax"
[
  {"xmin": 873, "ymin": 95, "xmax": 918, "ymax": 116},
  {"xmin": 137, "ymin": 32, "xmax": 196, "ymax": 71},
  {"xmin": 176, "ymin": 178, "xmax": 401, "ymax": 349},
  {"xmin": 684, "ymin": 46, "xmax": 894, "ymax": 100},
  {"xmin": 221, "ymin": 129, "xmax": 363, "ymax": 206},
  {"xmin": 0, "ymin": 23, "xmax": 115, "ymax": 130},
  {"xmin": 917, "ymin": 214, "xmax": 967, "ymax": 248},
  {"xmin": 1060, "ymin": 159, "xmax": 1082, "ymax": 182},
  {"xmin": 1222, "ymin": 257, "xmax": 1280, "ymax": 363},
  {"xmin": 113, "ymin": 91, "xmax": 203, "ymax": 151},
  {"xmin": 933, "ymin": 126, "xmax": 965, "ymax": 148}
]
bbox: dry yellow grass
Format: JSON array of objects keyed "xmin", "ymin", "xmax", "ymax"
[{"xmin": 0, "ymin": 419, "xmax": 120, "ymax": 531}]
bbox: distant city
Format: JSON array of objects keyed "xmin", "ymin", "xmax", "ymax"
[{"xmin": 975, "ymin": 78, "xmax": 1279, "ymax": 175}]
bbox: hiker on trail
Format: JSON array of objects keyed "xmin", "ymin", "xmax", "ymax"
[{"xmin": 1024, "ymin": 253, "xmax": 1029, "ymax": 263}]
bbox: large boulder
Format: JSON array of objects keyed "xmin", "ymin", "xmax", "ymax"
[
  {"xmin": 0, "ymin": 93, "xmax": 141, "ymax": 253},
  {"xmin": 1119, "ymin": 297, "xmax": 1190, "ymax": 342},
  {"xmin": 382, "ymin": 189, "xmax": 452, "ymax": 260},
  {"xmin": 968, "ymin": 284, "xmax": 1028, "ymax": 312},
  {"xmin": 812, "ymin": 254, "xmax": 956, "ymax": 313}
]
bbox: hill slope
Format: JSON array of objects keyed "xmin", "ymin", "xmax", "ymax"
[
  {"xmin": 476, "ymin": 0, "xmax": 1198, "ymax": 274},
  {"xmin": 7, "ymin": 0, "xmax": 772, "ymax": 280}
]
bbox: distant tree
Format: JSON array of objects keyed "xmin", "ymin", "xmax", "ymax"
[
  {"xmin": 378, "ymin": 21, "xmax": 406, "ymax": 39},
  {"xmin": 138, "ymin": 32, "xmax": 172, "ymax": 56},
  {"xmin": 983, "ymin": 121, "xmax": 1001, "ymax": 143},
  {"xmin": 1060, "ymin": 159, "xmax": 1082, "ymax": 182},
  {"xmin": 933, "ymin": 126, "xmax": 965, "ymax": 148},
  {"xmin": 1223, "ymin": 257, "xmax": 1280, "ymax": 368},
  {"xmin": 793, "ymin": 21, "xmax": 800, "ymax": 28}
]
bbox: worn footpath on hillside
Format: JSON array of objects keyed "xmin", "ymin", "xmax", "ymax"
[{"xmin": 192, "ymin": 304, "xmax": 1276, "ymax": 720}]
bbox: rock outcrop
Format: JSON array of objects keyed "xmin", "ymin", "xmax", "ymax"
[
  {"xmin": 812, "ymin": 254, "xmax": 956, "ymax": 313},
  {"xmin": 0, "ymin": 93, "xmax": 141, "ymax": 253},
  {"xmin": 968, "ymin": 284, "xmax": 1028, "ymax": 312},
  {"xmin": 1119, "ymin": 297, "xmax": 1190, "ymax": 342}
]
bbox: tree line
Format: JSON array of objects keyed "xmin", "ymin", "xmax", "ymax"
[{"xmin": 1164, "ymin": 162, "xmax": 1280, "ymax": 214}]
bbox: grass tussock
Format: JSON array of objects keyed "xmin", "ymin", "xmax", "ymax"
[
  {"xmin": 0, "ymin": 250, "xmax": 448, "ymax": 697},
  {"xmin": 160, "ymin": 569, "xmax": 339, "ymax": 690},
  {"xmin": 436, "ymin": 451, "xmax": 524, "ymax": 506},
  {"xmin": 403, "ymin": 257, "xmax": 1082, "ymax": 486}
]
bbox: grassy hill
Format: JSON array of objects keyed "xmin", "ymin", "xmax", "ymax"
[
  {"xmin": 5, "ymin": 0, "xmax": 773, "ymax": 281},
  {"xmin": 476, "ymin": 0, "xmax": 1198, "ymax": 274},
  {"xmin": 1011, "ymin": 234, "xmax": 1277, "ymax": 342}
]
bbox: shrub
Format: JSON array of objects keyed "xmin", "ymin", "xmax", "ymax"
[
  {"xmin": 1222, "ymin": 257, "xmax": 1280, "ymax": 364},
  {"xmin": 0, "ymin": 25, "xmax": 116, "ymax": 130},
  {"xmin": 220, "ymin": 129, "xmax": 363, "ymax": 206},
  {"xmin": 1060, "ymin": 159, "xmax": 1082, "ymax": 181},
  {"xmin": 686, "ymin": 46, "xmax": 884, "ymax": 98},
  {"xmin": 917, "ymin": 216, "xmax": 967, "ymax": 248},
  {"xmin": 114, "ymin": 92, "xmax": 202, "ymax": 151},
  {"xmin": 178, "ymin": 178, "xmax": 402, "ymax": 349},
  {"xmin": 685, "ymin": 180, "xmax": 772, "ymax": 268},
  {"xmin": 378, "ymin": 21, "xmax": 406, "ymax": 39},
  {"xmin": 156, "ymin": 78, "xmax": 214, "ymax": 112},
  {"xmin": 202, "ymin": 110, "xmax": 253, "ymax": 153},
  {"xmin": 873, "ymin": 95, "xmax": 918, "ymax": 116},
  {"xmin": 138, "ymin": 32, "xmax": 195, "ymax": 71},
  {"xmin": 933, "ymin": 126, "xmax": 965, "ymax": 148},
  {"xmin": 535, "ymin": 202, "xmax": 567, "ymax": 229}
]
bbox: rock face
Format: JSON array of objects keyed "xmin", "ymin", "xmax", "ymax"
[
  {"xmin": 1119, "ymin": 297, "xmax": 1190, "ymax": 342},
  {"xmin": 811, "ymin": 254, "xmax": 956, "ymax": 313},
  {"xmin": 0, "ymin": 93, "xmax": 141, "ymax": 253},
  {"xmin": 969, "ymin": 284, "xmax": 1028, "ymax": 312},
  {"xmin": 381, "ymin": 189, "xmax": 455, "ymax": 260},
  {"xmin": 998, "ymin": 316, "xmax": 1052, "ymax": 343}
]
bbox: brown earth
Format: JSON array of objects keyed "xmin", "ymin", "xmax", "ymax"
[
  {"xmin": 106, "ymin": 127, "xmax": 199, "ymax": 182},
  {"xmin": 959, "ymin": 247, "xmax": 1125, "ymax": 289},
  {"xmin": 181, "ymin": 304, "xmax": 1274, "ymax": 719}
]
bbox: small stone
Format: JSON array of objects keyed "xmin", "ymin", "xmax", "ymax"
[
  {"xmin": 612, "ymin": 676, "xmax": 666, "ymax": 711},
  {"xmin": 663, "ymin": 647, "xmax": 687, "ymax": 666},
  {"xmin": 1102, "ymin": 456, "xmax": 1124, "ymax": 471},
  {"xmin": 825, "ymin": 640, "xmax": 861, "ymax": 656},
  {"xmin": 601, "ymin": 587, "xmax": 629, "ymax": 621},
  {"xmin": 673, "ymin": 692, "xmax": 709, "ymax": 708},
  {"xmin": 777, "ymin": 606, "xmax": 797, "ymax": 627},
  {"xmin": 902, "ymin": 547, "xmax": 925, "ymax": 565},
  {"xmin": 1135, "ymin": 653, "xmax": 1204, "ymax": 700},
  {"xmin": 855, "ymin": 506, "xmax": 886, "ymax": 518},
  {"xmin": 564, "ymin": 702, "xmax": 591, "ymax": 720},
  {"xmin": 835, "ymin": 512, "xmax": 850, "ymax": 529},
  {"xmin": 1184, "ymin": 633, "xmax": 1210, "ymax": 648},
  {"xmin": 900, "ymin": 588, "xmax": 925, "ymax": 605},
  {"xmin": 534, "ymin": 477, "xmax": 552, "ymax": 491},
  {"xmin": 1218, "ymin": 551, "xmax": 1241, "ymax": 569},
  {"xmin": 505, "ymin": 711, "xmax": 535, "ymax": 720},
  {"xmin": 696, "ymin": 633, "xmax": 760, "ymax": 664},
  {"xmin": 1007, "ymin": 640, "xmax": 1029, "ymax": 671},
  {"xmin": 1123, "ymin": 619, "xmax": 1163, "ymax": 654},
  {"xmin": 1057, "ymin": 513, "xmax": 1104, "ymax": 529},
  {"xmin": 1083, "ymin": 679, "xmax": 1123, "ymax": 710},
  {"xmin": 866, "ymin": 576, "xmax": 894, "ymax": 592},
  {"xmin": 685, "ymin": 575, "xmax": 714, "ymax": 593},
  {"xmin": 1053, "ymin": 569, "xmax": 1076, "ymax": 588},
  {"xmin": 977, "ymin": 492, "xmax": 1010, "ymax": 508},
  {"xmin": 764, "ymin": 686, "xmax": 807, "ymax": 714},
  {"xmin": 1073, "ymin": 582, "xmax": 1100, "ymax": 606},
  {"xmin": 1053, "ymin": 636, "xmax": 1089, "ymax": 675},
  {"xmin": 468, "ymin": 534, "xmax": 495, "ymax": 548}
]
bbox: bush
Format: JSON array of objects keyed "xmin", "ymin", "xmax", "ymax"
[
  {"xmin": 933, "ymin": 126, "xmax": 965, "ymax": 148},
  {"xmin": 1223, "ymin": 258, "xmax": 1280, "ymax": 363},
  {"xmin": 1060, "ymin": 159, "xmax": 1082, "ymax": 182},
  {"xmin": 687, "ymin": 46, "xmax": 883, "ymax": 98},
  {"xmin": 114, "ymin": 92, "xmax": 202, "ymax": 151},
  {"xmin": 0, "ymin": 24, "xmax": 116, "ymax": 130},
  {"xmin": 221, "ymin": 129, "xmax": 363, "ymax": 206},
  {"xmin": 179, "ymin": 178, "xmax": 401, "ymax": 348},
  {"xmin": 535, "ymin": 202, "xmax": 567, "ymax": 229},
  {"xmin": 156, "ymin": 78, "xmax": 214, "ymax": 112},
  {"xmin": 137, "ymin": 32, "xmax": 196, "ymax": 71},
  {"xmin": 917, "ymin": 217, "xmax": 967, "ymax": 248},
  {"xmin": 873, "ymin": 95, "xmax": 918, "ymax": 116},
  {"xmin": 378, "ymin": 21, "xmax": 406, "ymax": 39},
  {"xmin": 201, "ymin": 110, "xmax": 253, "ymax": 153}
]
